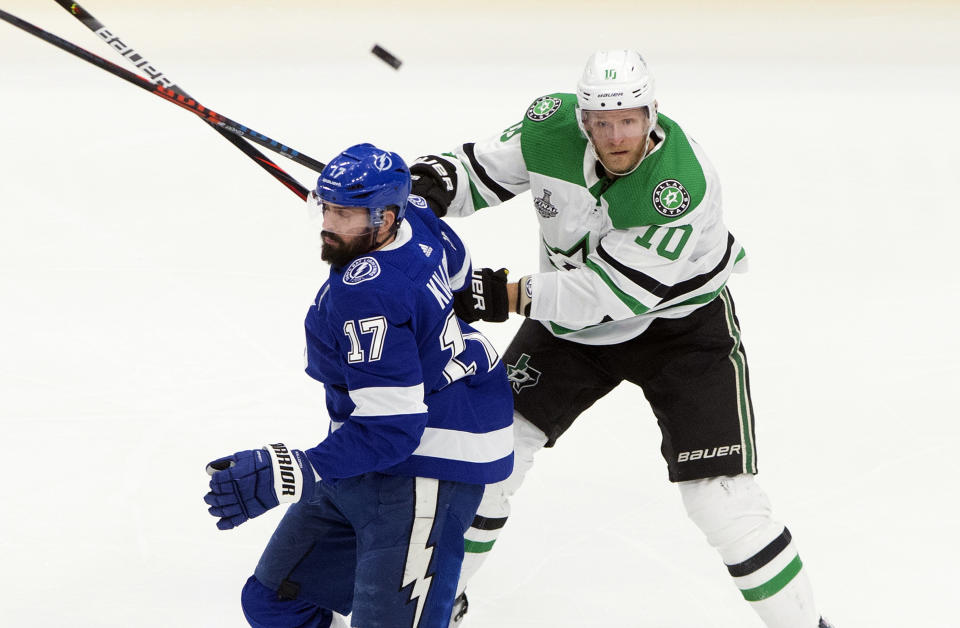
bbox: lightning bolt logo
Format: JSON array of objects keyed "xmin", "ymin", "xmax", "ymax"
[{"xmin": 402, "ymin": 478, "xmax": 439, "ymax": 627}]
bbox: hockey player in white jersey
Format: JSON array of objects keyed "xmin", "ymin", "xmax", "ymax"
[{"xmin": 411, "ymin": 51, "xmax": 833, "ymax": 628}]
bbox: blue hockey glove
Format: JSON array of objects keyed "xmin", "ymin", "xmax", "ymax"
[{"xmin": 204, "ymin": 443, "xmax": 318, "ymax": 530}]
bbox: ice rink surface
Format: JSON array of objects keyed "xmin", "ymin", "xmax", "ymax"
[{"xmin": 1, "ymin": 1, "xmax": 958, "ymax": 626}]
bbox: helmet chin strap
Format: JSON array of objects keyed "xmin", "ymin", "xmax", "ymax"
[
  {"xmin": 370, "ymin": 228, "xmax": 388, "ymax": 250},
  {"xmin": 369, "ymin": 223, "xmax": 399, "ymax": 251},
  {"xmin": 368, "ymin": 206, "xmax": 400, "ymax": 250}
]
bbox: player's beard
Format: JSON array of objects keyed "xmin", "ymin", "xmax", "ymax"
[{"xmin": 321, "ymin": 230, "xmax": 375, "ymax": 269}]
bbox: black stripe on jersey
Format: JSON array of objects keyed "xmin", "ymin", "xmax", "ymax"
[
  {"xmin": 471, "ymin": 514, "xmax": 508, "ymax": 531},
  {"xmin": 726, "ymin": 527, "xmax": 792, "ymax": 577},
  {"xmin": 596, "ymin": 233, "xmax": 734, "ymax": 304},
  {"xmin": 462, "ymin": 143, "xmax": 516, "ymax": 203}
]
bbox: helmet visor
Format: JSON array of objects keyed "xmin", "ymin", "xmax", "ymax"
[
  {"xmin": 580, "ymin": 106, "xmax": 652, "ymax": 144},
  {"xmin": 308, "ymin": 193, "xmax": 378, "ymax": 237}
]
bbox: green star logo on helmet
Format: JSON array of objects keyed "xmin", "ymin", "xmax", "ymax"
[
  {"xmin": 526, "ymin": 96, "xmax": 562, "ymax": 122},
  {"xmin": 652, "ymin": 179, "xmax": 691, "ymax": 217}
]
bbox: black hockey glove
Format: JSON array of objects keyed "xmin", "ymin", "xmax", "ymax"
[
  {"xmin": 454, "ymin": 267, "xmax": 510, "ymax": 323},
  {"xmin": 410, "ymin": 155, "xmax": 457, "ymax": 217}
]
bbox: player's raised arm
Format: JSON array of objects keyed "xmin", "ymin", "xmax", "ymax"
[{"xmin": 410, "ymin": 126, "xmax": 530, "ymax": 218}]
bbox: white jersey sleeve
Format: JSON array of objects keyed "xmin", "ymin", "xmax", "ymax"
[{"xmin": 444, "ymin": 128, "xmax": 531, "ymax": 217}]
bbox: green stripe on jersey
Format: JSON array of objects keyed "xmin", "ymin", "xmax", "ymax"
[
  {"xmin": 584, "ymin": 258, "xmax": 650, "ymax": 315},
  {"xmin": 664, "ymin": 284, "xmax": 727, "ymax": 310},
  {"xmin": 464, "ymin": 538, "xmax": 496, "ymax": 554},
  {"xmin": 547, "ymin": 278, "xmax": 731, "ymax": 336},
  {"xmin": 740, "ymin": 555, "xmax": 803, "ymax": 601},
  {"xmin": 467, "ymin": 178, "xmax": 489, "ymax": 211}
]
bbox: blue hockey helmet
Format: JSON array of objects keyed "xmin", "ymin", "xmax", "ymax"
[{"xmin": 314, "ymin": 143, "xmax": 410, "ymax": 228}]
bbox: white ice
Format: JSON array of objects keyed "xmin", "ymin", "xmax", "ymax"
[{"xmin": 1, "ymin": 1, "xmax": 958, "ymax": 626}]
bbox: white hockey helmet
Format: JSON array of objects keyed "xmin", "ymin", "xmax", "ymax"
[{"xmin": 576, "ymin": 49, "xmax": 656, "ymax": 113}]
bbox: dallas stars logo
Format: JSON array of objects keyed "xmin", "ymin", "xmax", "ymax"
[
  {"xmin": 652, "ymin": 179, "xmax": 691, "ymax": 217},
  {"xmin": 506, "ymin": 354, "xmax": 541, "ymax": 393},
  {"xmin": 526, "ymin": 96, "xmax": 562, "ymax": 122}
]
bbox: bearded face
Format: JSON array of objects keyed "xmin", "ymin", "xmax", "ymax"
[{"xmin": 320, "ymin": 229, "xmax": 375, "ymax": 268}]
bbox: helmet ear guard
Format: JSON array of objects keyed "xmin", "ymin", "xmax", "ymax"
[{"xmin": 368, "ymin": 204, "xmax": 402, "ymax": 230}]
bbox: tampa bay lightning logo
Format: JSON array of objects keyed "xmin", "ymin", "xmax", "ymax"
[
  {"xmin": 408, "ymin": 194, "xmax": 429, "ymax": 209},
  {"xmin": 372, "ymin": 153, "xmax": 393, "ymax": 172},
  {"xmin": 342, "ymin": 256, "xmax": 381, "ymax": 285}
]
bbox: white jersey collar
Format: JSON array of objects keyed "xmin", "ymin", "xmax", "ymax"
[{"xmin": 378, "ymin": 219, "xmax": 412, "ymax": 252}]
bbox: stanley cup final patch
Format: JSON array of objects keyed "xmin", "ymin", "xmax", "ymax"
[
  {"xmin": 526, "ymin": 96, "xmax": 562, "ymax": 121},
  {"xmin": 534, "ymin": 189, "xmax": 558, "ymax": 217},
  {"xmin": 652, "ymin": 179, "xmax": 691, "ymax": 217}
]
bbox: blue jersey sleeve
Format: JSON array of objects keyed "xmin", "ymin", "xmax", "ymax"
[
  {"xmin": 306, "ymin": 281, "xmax": 430, "ymax": 480},
  {"xmin": 439, "ymin": 218, "xmax": 471, "ymax": 292}
]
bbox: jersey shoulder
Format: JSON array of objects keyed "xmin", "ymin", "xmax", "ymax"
[
  {"xmin": 327, "ymin": 203, "xmax": 449, "ymax": 319},
  {"xmin": 328, "ymin": 255, "xmax": 408, "ymax": 319},
  {"xmin": 519, "ymin": 92, "xmax": 587, "ymax": 184},
  {"xmin": 606, "ymin": 113, "xmax": 710, "ymax": 229}
]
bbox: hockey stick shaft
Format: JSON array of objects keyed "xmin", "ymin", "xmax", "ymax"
[
  {"xmin": 0, "ymin": 9, "xmax": 327, "ymax": 178},
  {"xmin": 50, "ymin": 0, "xmax": 309, "ymax": 200}
]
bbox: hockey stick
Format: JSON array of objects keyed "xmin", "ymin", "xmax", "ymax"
[
  {"xmin": 50, "ymin": 0, "xmax": 310, "ymax": 200},
  {"xmin": 0, "ymin": 9, "xmax": 327, "ymax": 180}
]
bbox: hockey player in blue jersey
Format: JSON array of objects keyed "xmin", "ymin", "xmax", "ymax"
[{"xmin": 203, "ymin": 143, "xmax": 514, "ymax": 628}]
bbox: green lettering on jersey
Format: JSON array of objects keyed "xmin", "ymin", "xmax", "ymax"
[
  {"xmin": 634, "ymin": 225, "xmax": 659, "ymax": 249},
  {"xmin": 500, "ymin": 121, "xmax": 522, "ymax": 142},
  {"xmin": 634, "ymin": 224, "xmax": 694, "ymax": 260}
]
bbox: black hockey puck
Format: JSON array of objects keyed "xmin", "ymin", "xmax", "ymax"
[{"xmin": 371, "ymin": 44, "xmax": 401, "ymax": 70}]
